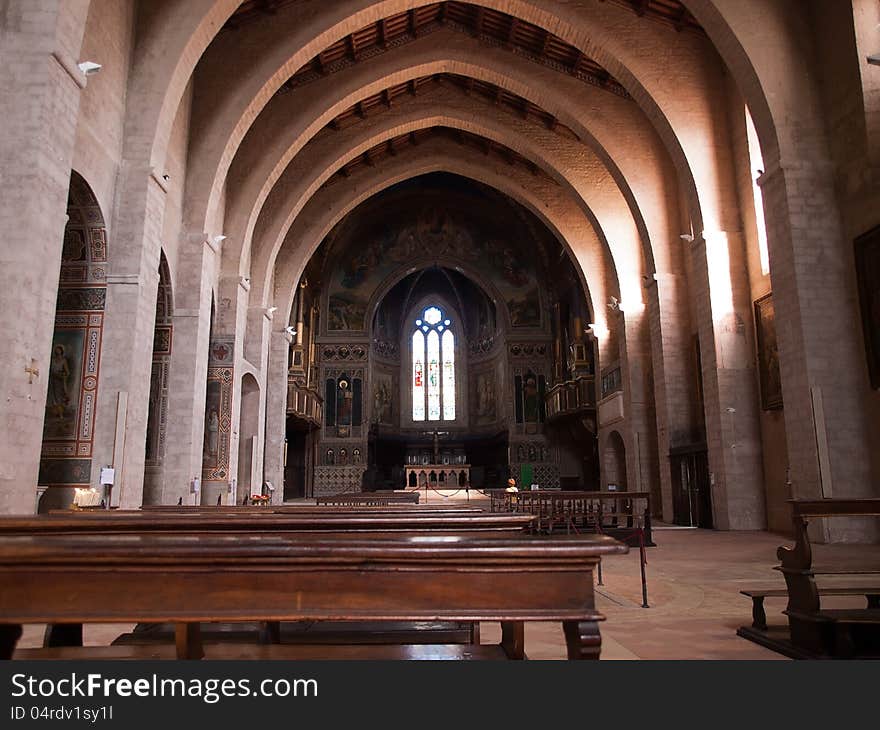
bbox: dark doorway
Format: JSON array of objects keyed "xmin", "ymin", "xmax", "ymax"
[
  {"xmin": 670, "ymin": 447, "xmax": 713, "ymax": 528},
  {"xmin": 284, "ymin": 418, "xmax": 309, "ymax": 500}
]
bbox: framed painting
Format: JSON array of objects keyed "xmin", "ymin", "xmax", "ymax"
[
  {"xmin": 754, "ymin": 293, "xmax": 783, "ymax": 410},
  {"xmin": 855, "ymin": 224, "xmax": 880, "ymax": 389}
]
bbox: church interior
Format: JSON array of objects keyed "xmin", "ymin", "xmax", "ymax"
[{"xmin": 1, "ymin": 0, "xmax": 880, "ymax": 662}]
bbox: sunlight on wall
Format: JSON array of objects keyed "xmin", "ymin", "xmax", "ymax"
[
  {"xmin": 704, "ymin": 230, "xmax": 735, "ymax": 322},
  {"xmin": 745, "ymin": 106, "xmax": 770, "ymax": 276}
]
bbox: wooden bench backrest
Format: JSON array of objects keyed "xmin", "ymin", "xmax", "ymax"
[{"xmin": 0, "ymin": 512, "xmax": 536, "ymax": 535}]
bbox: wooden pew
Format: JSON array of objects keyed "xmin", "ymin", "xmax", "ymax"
[
  {"xmin": 315, "ymin": 492, "xmax": 420, "ymax": 506},
  {"xmin": 0, "ymin": 532, "xmax": 627, "ymax": 660},
  {"xmin": 7, "ymin": 512, "xmax": 534, "ymax": 536},
  {"xmin": 738, "ymin": 498, "xmax": 880, "ymax": 658},
  {"xmin": 488, "ymin": 489, "xmax": 653, "ymax": 607},
  {"xmin": 138, "ymin": 504, "xmax": 481, "ymax": 515},
  {"xmin": 2, "ymin": 510, "xmax": 535, "ymax": 650}
]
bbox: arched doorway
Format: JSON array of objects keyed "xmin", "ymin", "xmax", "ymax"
[
  {"xmin": 603, "ymin": 430, "xmax": 627, "ymax": 492},
  {"xmin": 237, "ymin": 373, "xmax": 261, "ymax": 501},
  {"xmin": 37, "ymin": 172, "xmax": 108, "ymax": 512},
  {"xmin": 143, "ymin": 253, "xmax": 173, "ymax": 504}
]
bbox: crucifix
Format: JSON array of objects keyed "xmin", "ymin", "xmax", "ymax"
[{"xmin": 25, "ymin": 359, "xmax": 39, "ymax": 384}]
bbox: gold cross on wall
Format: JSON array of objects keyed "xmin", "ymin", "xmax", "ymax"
[{"xmin": 25, "ymin": 359, "xmax": 39, "ymax": 384}]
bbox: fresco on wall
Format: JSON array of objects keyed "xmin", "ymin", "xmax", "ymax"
[
  {"xmin": 202, "ymin": 368, "xmax": 233, "ymax": 481},
  {"xmin": 474, "ymin": 371, "xmax": 496, "ymax": 425},
  {"xmin": 43, "ymin": 330, "xmax": 85, "ymax": 441},
  {"xmin": 325, "ymin": 205, "xmax": 543, "ymax": 331},
  {"xmin": 373, "ymin": 372, "xmax": 393, "ymax": 425}
]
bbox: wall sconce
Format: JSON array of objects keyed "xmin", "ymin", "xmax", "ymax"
[{"xmin": 78, "ymin": 61, "xmax": 102, "ymax": 76}]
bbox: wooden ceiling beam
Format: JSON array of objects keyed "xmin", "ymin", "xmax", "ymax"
[
  {"xmin": 355, "ymin": 101, "xmax": 367, "ymax": 119},
  {"xmin": 381, "ymin": 89, "xmax": 392, "ymax": 109},
  {"xmin": 379, "ymin": 18, "xmax": 388, "ymax": 47},
  {"xmin": 540, "ymin": 29, "xmax": 552, "ymax": 56},
  {"xmin": 473, "ymin": 6, "xmax": 485, "ymax": 37},
  {"xmin": 673, "ymin": 5, "xmax": 688, "ymax": 32},
  {"xmin": 506, "ymin": 17, "xmax": 519, "ymax": 50}
]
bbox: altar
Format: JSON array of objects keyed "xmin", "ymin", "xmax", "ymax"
[
  {"xmin": 403, "ymin": 430, "xmax": 470, "ymax": 491},
  {"xmin": 405, "ymin": 463, "xmax": 471, "ymax": 490}
]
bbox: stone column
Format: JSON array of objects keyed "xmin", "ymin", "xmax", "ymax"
[
  {"xmin": 201, "ymin": 275, "xmax": 249, "ymax": 505},
  {"xmin": 648, "ymin": 271, "xmax": 698, "ymax": 522},
  {"xmin": 90, "ymin": 165, "xmax": 167, "ymax": 508},
  {"xmin": 0, "ymin": 0, "xmax": 90, "ymax": 513},
  {"xmin": 689, "ymin": 230, "xmax": 765, "ymax": 529},
  {"xmin": 620, "ymin": 309, "xmax": 660, "ymax": 502},
  {"xmin": 264, "ymin": 330, "xmax": 293, "ymax": 495},
  {"xmin": 760, "ymin": 160, "xmax": 873, "ymax": 536},
  {"xmin": 159, "ymin": 234, "xmax": 216, "ymax": 504}
]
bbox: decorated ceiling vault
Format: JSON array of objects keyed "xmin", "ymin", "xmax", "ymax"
[{"xmin": 3, "ymin": 0, "xmax": 879, "ymax": 540}]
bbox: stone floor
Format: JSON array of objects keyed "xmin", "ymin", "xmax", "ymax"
[{"xmin": 16, "ymin": 511, "xmax": 880, "ymax": 659}]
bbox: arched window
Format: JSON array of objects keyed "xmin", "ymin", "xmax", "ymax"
[{"xmin": 412, "ymin": 306, "xmax": 455, "ymax": 421}]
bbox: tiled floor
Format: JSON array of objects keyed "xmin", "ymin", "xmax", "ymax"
[{"xmin": 15, "ymin": 512, "xmax": 880, "ymax": 660}]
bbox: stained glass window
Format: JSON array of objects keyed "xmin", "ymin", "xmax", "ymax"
[
  {"xmin": 442, "ymin": 329, "xmax": 455, "ymax": 420},
  {"xmin": 412, "ymin": 330, "xmax": 425, "ymax": 421},
  {"xmin": 427, "ymin": 330, "xmax": 441, "ymax": 421},
  {"xmin": 411, "ymin": 306, "xmax": 456, "ymax": 422}
]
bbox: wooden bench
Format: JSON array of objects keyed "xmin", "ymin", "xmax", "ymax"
[
  {"xmin": 737, "ymin": 498, "xmax": 880, "ymax": 658},
  {"xmin": 9, "ymin": 512, "xmax": 534, "ymax": 536},
  {"xmin": 489, "ymin": 489, "xmax": 653, "ymax": 608},
  {"xmin": 1, "ymin": 510, "xmax": 536, "ymax": 650},
  {"xmin": 0, "ymin": 532, "xmax": 627, "ymax": 660},
  {"xmin": 315, "ymin": 492, "xmax": 420, "ymax": 506},
  {"xmin": 741, "ymin": 586, "xmax": 880, "ymax": 631}
]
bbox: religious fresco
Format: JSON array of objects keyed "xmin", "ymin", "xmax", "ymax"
[
  {"xmin": 324, "ymin": 204, "xmax": 544, "ymax": 331},
  {"xmin": 39, "ymin": 174, "xmax": 107, "ymax": 489},
  {"xmin": 754, "ymin": 293, "xmax": 783, "ymax": 410},
  {"xmin": 372, "ymin": 372, "xmax": 394, "ymax": 425},
  {"xmin": 42, "ymin": 330, "xmax": 85, "ymax": 441},
  {"xmin": 201, "ymin": 369, "xmax": 233, "ymax": 480},
  {"xmin": 202, "ymin": 337, "xmax": 235, "ymax": 482},
  {"xmin": 474, "ymin": 371, "xmax": 497, "ymax": 426}
]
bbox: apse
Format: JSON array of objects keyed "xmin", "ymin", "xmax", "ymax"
[{"xmin": 282, "ymin": 172, "xmax": 599, "ymax": 496}]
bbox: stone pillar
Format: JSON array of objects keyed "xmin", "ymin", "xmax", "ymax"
[
  {"xmin": 201, "ymin": 275, "xmax": 249, "ymax": 505},
  {"xmin": 0, "ymin": 0, "xmax": 89, "ymax": 513},
  {"xmin": 760, "ymin": 160, "xmax": 873, "ymax": 535},
  {"xmin": 620, "ymin": 309, "xmax": 660, "ymax": 503},
  {"xmin": 264, "ymin": 330, "xmax": 293, "ymax": 495},
  {"xmin": 648, "ymin": 271, "xmax": 698, "ymax": 522},
  {"xmin": 91, "ymin": 166, "xmax": 166, "ymax": 509},
  {"xmin": 690, "ymin": 230, "xmax": 765, "ymax": 529},
  {"xmin": 245, "ymin": 304, "xmax": 274, "ymax": 492},
  {"xmin": 159, "ymin": 234, "xmax": 216, "ymax": 504}
]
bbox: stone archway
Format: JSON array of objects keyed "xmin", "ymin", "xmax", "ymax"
[
  {"xmin": 143, "ymin": 253, "xmax": 174, "ymax": 505},
  {"xmin": 603, "ymin": 430, "xmax": 627, "ymax": 492},
  {"xmin": 37, "ymin": 172, "xmax": 108, "ymax": 513},
  {"xmin": 237, "ymin": 373, "xmax": 262, "ymax": 502}
]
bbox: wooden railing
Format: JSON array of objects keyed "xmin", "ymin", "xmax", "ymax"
[
  {"xmin": 545, "ymin": 376, "xmax": 596, "ymax": 421},
  {"xmin": 286, "ymin": 379, "xmax": 323, "ymax": 425}
]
